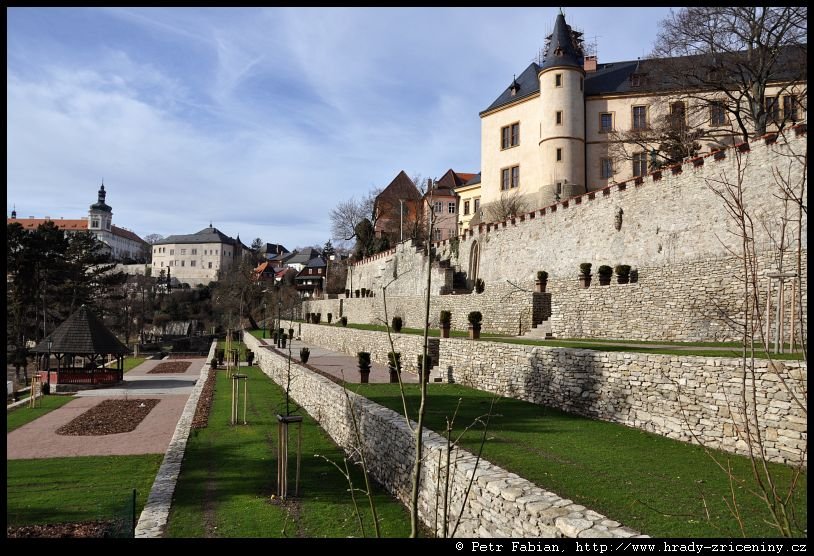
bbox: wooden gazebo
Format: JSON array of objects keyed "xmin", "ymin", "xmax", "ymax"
[{"xmin": 33, "ymin": 305, "xmax": 130, "ymax": 389}]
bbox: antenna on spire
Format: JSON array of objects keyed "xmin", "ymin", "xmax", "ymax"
[{"xmin": 559, "ymin": 7, "xmax": 564, "ymax": 16}]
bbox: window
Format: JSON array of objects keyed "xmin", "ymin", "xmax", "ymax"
[
  {"xmin": 633, "ymin": 152, "xmax": 648, "ymax": 177},
  {"xmin": 309, "ymin": 268, "xmax": 313, "ymax": 275},
  {"xmin": 170, "ymin": 249, "xmax": 174, "ymax": 255},
  {"xmin": 208, "ymin": 262, "xmax": 212, "ymax": 269},
  {"xmin": 555, "ymin": 182, "xmax": 562, "ymax": 196},
  {"xmin": 463, "ymin": 200, "xmax": 470, "ymax": 215},
  {"xmin": 765, "ymin": 96, "xmax": 779, "ymax": 122},
  {"xmin": 448, "ymin": 202, "xmax": 456, "ymax": 214},
  {"xmin": 600, "ymin": 158, "xmax": 614, "ymax": 179},
  {"xmin": 710, "ymin": 102, "xmax": 727, "ymax": 126},
  {"xmin": 783, "ymin": 95, "xmax": 799, "ymax": 121},
  {"xmin": 434, "ymin": 201, "xmax": 442, "ymax": 214},
  {"xmin": 169, "ymin": 261, "xmax": 173, "ymax": 267},
  {"xmin": 556, "ymin": 111, "xmax": 563, "ymax": 125},
  {"xmin": 669, "ymin": 102, "xmax": 686, "ymax": 130},
  {"xmin": 91, "ymin": 218, "xmax": 99, "ymax": 228},
  {"xmin": 501, "ymin": 166, "xmax": 520, "ymax": 190},
  {"xmin": 474, "ymin": 198, "xmax": 480, "ymax": 212},
  {"xmin": 215, "ymin": 250, "xmax": 218, "ymax": 255},
  {"xmin": 190, "ymin": 260, "xmax": 196, "ymax": 267},
  {"xmin": 631, "ymin": 74, "xmax": 642, "ymax": 87},
  {"xmin": 632, "ymin": 106, "xmax": 648, "ymax": 130},
  {"xmin": 501, "ymin": 123, "xmax": 520, "ymax": 149},
  {"xmin": 180, "ymin": 249, "xmax": 186, "ymax": 255},
  {"xmin": 191, "ymin": 248, "xmax": 197, "ymax": 255},
  {"xmin": 599, "ymin": 112, "xmax": 613, "ymax": 133},
  {"xmin": 160, "ymin": 261, "xmax": 164, "ymax": 267},
  {"xmin": 181, "ymin": 260, "xmax": 185, "ymax": 267},
  {"xmin": 433, "ymin": 229, "xmax": 442, "ymax": 241},
  {"xmin": 556, "ymin": 148, "xmax": 562, "ymax": 162},
  {"xmin": 555, "ymin": 73, "xmax": 562, "ymax": 87}
]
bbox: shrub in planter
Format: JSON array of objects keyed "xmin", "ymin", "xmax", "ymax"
[
  {"xmin": 305, "ymin": 313, "xmax": 312, "ymax": 324},
  {"xmin": 327, "ymin": 313, "xmax": 333, "ymax": 324},
  {"xmin": 439, "ymin": 310, "xmax": 452, "ymax": 338},
  {"xmin": 300, "ymin": 347, "xmax": 310, "ymax": 364},
  {"xmin": 345, "ymin": 289, "xmax": 350, "ymax": 298},
  {"xmin": 536, "ymin": 270, "xmax": 548, "ymax": 292},
  {"xmin": 246, "ymin": 350, "xmax": 255, "ymax": 366},
  {"xmin": 615, "ymin": 264, "xmax": 632, "ymax": 284},
  {"xmin": 210, "ymin": 357, "xmax": 218, "ymax": 369},
  {"xmin": 468, "ymin": 311, "xmax": 482, "ymax": 339},
  {"xmin": 579, "ymin": 263, "xmax": 592, "ymax": 288},
  {"xmin": 355, "ymin": 289, "xmax": 360, "ymax": 298},
  {"xmin": 598, "ymin": 265, "xmax": 613, "ymax": 286},
  {"xmin": 314, "ymin": 313, "xmax": 322, "ymax": 325},
  {"xmin": 388, "ymin": 351, "xmax": 402, "ymax": 383},
  {"xmin": 417, "ymin": 354, "xmax": 433, "ymax": 382},
  {"xmin": 361, "ymin": 288, "xmax": 367, "ymax": 297},
  {"xmin": 475, "ymin": 279, "xmax": 485, "ymax": 293},
  {"xmin": 288, "ymin": 328, "xmax": 294, "ymax": 339},
  {"xmin": 216, "ymin": 348, "xmax": 225, "ymax": 365},
  {"xmin": 630, "ymin": 269, "xmax": 639, "ymax": 283},
  {"xmin": 358, "ymin": 351, "xmax": 371, "ymax": 383},
  {"xmin": 340, "ymin": 316, "xmax": 348, "ymax": 327},
  {"xmin": 392, "ymin": 316, "xmax": 403, "ymax": 333}
]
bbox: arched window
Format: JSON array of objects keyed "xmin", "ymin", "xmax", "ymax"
[{"xmin": 469, "ymin": 240, "xmax": 480, "ymax": 284}]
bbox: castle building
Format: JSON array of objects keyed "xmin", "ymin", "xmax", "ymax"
[
  {"xmin": 151, "ymin": 225, "xmax": 251, "ymax": 286},
  {"xmin": 8, "ymin": 184, "xmax": 148, "ymax": 261},
  {"xmin": 476, "ymin": 11, "xmax": 806, "ymax": 223}
]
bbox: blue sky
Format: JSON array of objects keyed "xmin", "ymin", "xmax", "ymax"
[{"xmin": 7, "ymin": 7, "xmax": 676, "ymax": 250}]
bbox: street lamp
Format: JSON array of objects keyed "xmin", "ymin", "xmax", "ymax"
[{"xmin": 46, "ymin": 338, "xmax": 53, "ymax": 395}]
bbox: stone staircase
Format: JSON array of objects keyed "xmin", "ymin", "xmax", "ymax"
[{"xmin": 523, "ymin": 319, "xmax": 552, "ymax": 340}]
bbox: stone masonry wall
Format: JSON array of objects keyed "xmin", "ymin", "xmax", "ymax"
[
  {"xmin": 245, "ymin": 333, "xmax": 642, "ymax": 538},
  {"xmin": 334, "ymin": 130, "xmax": 807, "ymax": 342},
  {"xmin": 304, "ymin": 282, "xmax": 539, "ymax": 336},
  {"xmin": 283, "ymin": 327, "xmax": 807, "ymax": 466},
  {"xmin": 438, "ymin": 338, "xmax": 806, "ymax": 466}
]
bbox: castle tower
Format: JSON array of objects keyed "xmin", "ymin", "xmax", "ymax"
[
  {"xmin": 88, "ymin": 182, "xmax": 113, "ymax": 231},
  {"xmin": 538, "ymin": 11, "xmax": 586, "ymax": 205}
]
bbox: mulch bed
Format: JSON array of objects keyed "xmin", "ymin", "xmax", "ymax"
[
  {"xmin": 57, "ymin": 399, "xmax": 160, "ymax": 436},
  {"xmin": 7, "ymin": 520, "xmax": 124, "ymax": 538},
  {"xmin": 148, "ymin": 361, "xmax": 192, "ymax": 374},
  {"xmin": 191, "ymin": 369, "xmax": 218, "ymax": 429}
]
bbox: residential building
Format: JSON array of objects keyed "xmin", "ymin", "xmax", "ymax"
[
  {"xmin": 294, "ymin": 257, "xmax": 327, "ymax": 298},
  {"xmin": 285, "ymin": 248, "xmax": 322, "ymax": 273},
  {"xmin": 455, "ymin": 173, "xmax": 482, "ymax": 232},
  {"xmin": 7, "ymin": 184, "xmax": 148, "ymax": 261},
  {"xmin": 424, "ymin": 169, "xmax": 476, "ymax": 241},
  {"xmin": 151, "ymin": 225, "xmax": 250, "ymax": 286},
  {"xmin": 373, "ymin": 170, "xmax": 423, "ymax": 244}
]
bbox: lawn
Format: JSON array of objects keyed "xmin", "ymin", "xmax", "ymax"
[
  {"xmin": 354, "ymin": 383, "xmax": 807, "ymax": 538},
  {"xmin": 7, "ymin": 395, "xmax": 77, "ymax": 433},
  {"xmin": 7, "ymin": 454, "xmax": 163, "ymax": 529},
  {"xmin": 165, "ymin": 365, "xmax": 412, "ymax": 538},
  {"xmin": 263, "ymin": 322, "xmax": 804, "ymax": 360},
  {"xmin": 124, "ymin": 356, "xmax": 147, "ymax": 373}
]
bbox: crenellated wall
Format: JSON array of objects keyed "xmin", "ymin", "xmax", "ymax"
[{"xmin": 328, "ymin": 130, "xmax": 808, "ymax": 342}]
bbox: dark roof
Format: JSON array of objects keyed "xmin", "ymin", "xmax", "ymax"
[
  {"xmin": 305, "ymin": 256, "xmax": 326, "ymax": 268},
  {"xmin": 33, "ymin": 305, "xmax": 129, "ymax": 355},
  {"xmin": 538, "ymin": 12, "xmax": 584, "ymax": 72},
  {"xmin": 155, "ymin": 226, "xmax": 240, "ymax": 246},
  {"xmin": 287, "ymin": 249, "xmax": 322, "ymax": 265},
  {"xmin": 461, "ymin": 173, "xmax": 481, "ymax": 187},
  {"xmin": 433, "ymin": 169, "xmax": 478, "ymax": 193},
  {"xmin": 484, "ymin": 44, "xmax": 805, "ymax": 115},
  {"xmin": 261, "ymin": 243, "xmax": 289, "ymax": 256},
  {"xmin": 377, "ymin": 170, "xmax": 422, "ymax": 201},
  {"xmin": 90, "ymin": 185, "xmax": 112, "ymax": 213}
]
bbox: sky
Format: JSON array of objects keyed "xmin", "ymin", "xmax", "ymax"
[{"xmin": 7, "ymin": 7, "xmax": 677, "ymax": 251}]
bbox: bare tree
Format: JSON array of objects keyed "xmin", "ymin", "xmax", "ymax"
[
  {"xmin": 330, "ymin": 189, "xmax": 380, "ymax": 243},
  {"xmin": 484, "ymin": 189, "xmax": 529, "ymax": 222},
  {"xmin": 650, "ymin": 7, "xmax": 807, "ymax": 142},
  {"xmin": 143, "ymin": 233, "xmax": 164, "ymax": 244}
]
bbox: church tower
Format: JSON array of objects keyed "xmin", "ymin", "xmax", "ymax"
[
  {"xmin": 538, "ymin": 11, "xmax": 586, "ymax": 205},
  {"xmin": 88, "ymin": 182, "xmax": 113, "ymax": 232}
]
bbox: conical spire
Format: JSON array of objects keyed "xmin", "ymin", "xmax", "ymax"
[{"xmin": 539, "ymin": 11, "xmax": 584, "ymax": 72}]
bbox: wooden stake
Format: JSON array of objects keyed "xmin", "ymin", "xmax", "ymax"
[{"xmin": 789, "ymin": 280, "xmax": 796, "ymax": 353}]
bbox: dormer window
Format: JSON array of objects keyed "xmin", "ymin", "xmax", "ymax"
[
  {"xmin": 554, "ymin": 46, "xmax": 563, "ymax": 56},
  {"xmin": 630, "ymin": 74, "xmax": 643, "ymax": 87},
  {"xmin": 91, "ymin": 218, "xmax": 99, "ymax": 228}
]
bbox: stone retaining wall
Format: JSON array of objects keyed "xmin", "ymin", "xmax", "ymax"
[
  {"xmin": 287, "ymin": 326, "xmax": 807, "ymax": 466},
  {"xmin": 245, "ymin": 333, "xmax": 642, "ymax": 538}
]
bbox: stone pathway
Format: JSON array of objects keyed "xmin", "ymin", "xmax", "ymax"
[{"xmin": 257, "ymin": 337, "xmax": 420, "ymax": 384}]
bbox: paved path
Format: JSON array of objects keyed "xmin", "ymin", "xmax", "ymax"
[
  {"xmin": 257, "ymin": 337, "xmax": 420, "ymax": 384},
  {"xmin": 6, "ymin": 357, "xmax": 206, "ymax": 460}
]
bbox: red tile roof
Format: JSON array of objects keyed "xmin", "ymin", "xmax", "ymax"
[{"xmin": 8, "ymin": 218, "xmax": 88, "ymax": 230}]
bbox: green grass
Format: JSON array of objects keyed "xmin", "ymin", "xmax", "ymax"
[
  {"xmin": 283, "ymin": 321, "xmax": 803, "ymax": 360},
  {"xmin": 354, "ymin": 383, "xmax": 807, "ymax": 538},
  {"xmin": 165, "ymin": 366, "xmax": 412, "ymax": 538},
  {"xmin": 7, "ymin": 454, "xmax": 163, "ymax": 527},
  {"xmin": 7, "ymin": 395, "xmax": 77, "ymax": 433},
  {"xmin": 123, "ymin": 356, "xmax": 147, "ymax": 373}
]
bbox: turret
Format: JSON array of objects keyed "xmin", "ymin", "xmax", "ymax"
[
  {"xmin": 538, "ymin": 11, "xmax": 586, "ymax": 205},
  {"xmin": 88, "ymin": 182, "xmax": 113, "ymax": 231}
]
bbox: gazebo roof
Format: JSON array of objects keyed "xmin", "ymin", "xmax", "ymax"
[{"xmin": 33, "ymin": 305, "xmax": 129, "ymax": 355}]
